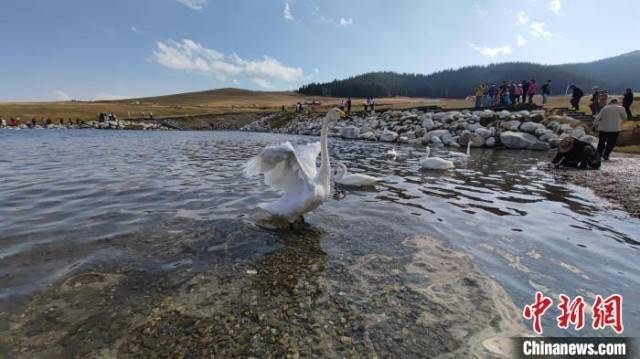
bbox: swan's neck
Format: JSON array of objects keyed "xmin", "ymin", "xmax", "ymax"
[
  {"xmin": 318, "ymin": 117, "xmax": 331, "ymax": 188},
  {"xmin": 466, "ymin": 142, "xmax": 471, "ymax": 156},
  {"xmin": 426, "ymin": 147, "xmax": 431, "ymax": 158}
]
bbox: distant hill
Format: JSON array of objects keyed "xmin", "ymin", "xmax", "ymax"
[
  {"xmin": 298, "ymin": 51, "xmax": 640, "ymax": 98},
  {"xmin": 125, "ymin": 88, "xmax": 311, "ymax": 106}
]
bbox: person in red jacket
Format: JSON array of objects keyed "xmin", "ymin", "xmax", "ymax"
[{"xmin": 527, "ymin": 79, "xmax": 537, "ymax": 104}]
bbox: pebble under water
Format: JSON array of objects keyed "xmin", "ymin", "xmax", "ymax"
[{"xmin": 0, "ymin": 130, "xmax": 638, "ymax": 357}]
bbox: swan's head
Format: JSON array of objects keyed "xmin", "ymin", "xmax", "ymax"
[
  {"xmin": 425, "ymin": 146, "xmax": 431, "ymax": 158},
  {"xmin": 326, "ymin": 108, "xmax": 347, "ymax": 122}
]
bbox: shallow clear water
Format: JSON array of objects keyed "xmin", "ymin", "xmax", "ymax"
[{"xmin": 0, "ymin": 130, "xmax": 638, "ymax": 356}]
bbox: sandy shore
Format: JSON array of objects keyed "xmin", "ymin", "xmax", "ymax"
[{"xmin": 552, "ymin": 153, "xmax": 640, "ymax": 218}]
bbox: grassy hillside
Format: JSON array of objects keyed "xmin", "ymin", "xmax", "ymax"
[{"xmin": 0, "ymin": 88, "xmax": 427, "ymax": 122}]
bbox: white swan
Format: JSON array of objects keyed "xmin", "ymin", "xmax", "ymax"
[
  {"xmin": 385, "ymin": 146, "xmax": 397, "ymax": 160},
  {"xmin": 420, "ymin": 146, "xmax": 455, "ymax": 170},
  {"xmin": 244, "ymin": 108, "xmax": 345, "ymax": 222},
  {"xmin": 334, "ymin": 162, "xmax": 382, "ymax": 187},
  {"xmin": 449, "ymin": 141, "xmax": 471, "ymax": 158}
]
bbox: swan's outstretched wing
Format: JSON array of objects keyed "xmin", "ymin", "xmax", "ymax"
[
  {"xmin": 293, "ymin": 142, "xmax": 321, "ymax": 178},
  {"xmin": 244, "ymin": 142, "xmax": 315, "ymax": 192}
]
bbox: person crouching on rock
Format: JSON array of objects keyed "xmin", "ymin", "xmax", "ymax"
[{"xmin": 550, "ymin": 137, "xmax": 601, "ymax": 170}]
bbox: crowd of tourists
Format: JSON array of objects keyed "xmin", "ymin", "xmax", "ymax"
[
  {"xmin": 474, "ymin": 80, "xmax": 552, "ymax": 108},
  {"xmin": 470, "ymin": 80, "xmax": 635, "ymax": 169}
]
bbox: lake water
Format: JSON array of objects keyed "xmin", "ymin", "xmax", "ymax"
[{"xmin": 1, "ymin": 130, "xmax": 638, "ymax": 357}]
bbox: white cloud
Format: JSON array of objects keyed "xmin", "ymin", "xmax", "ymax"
[
  {"xmin": 516, "ymin": 11, "xmax": 530, "ymax": 25},
  {"xmin": 338, "ymin": 17, "xmax": 353, "ymax": 27},
  {"xmin": 94, "ymin": 93, "xmax": 128, "ymax": 101},
  {"xmin": 131, "ymin": 25, "xmax": 141, "ymax": 34},
  {"xmin": 548, "ymin": 0, "xmax": 562, "ymax": 13},
  {"xmin": 53, "ymin": 90, "xmax": 71, "ymax": 101},
  {"xmin": 469, "ymin": 44, "xmax": 513, "ymax": 59},
  {"xmin": 251, "ymin": 78, "xmax": 274, "ymax": 90},
  {"xmin": 152, "ymin": 39, "xmax": 304, "ymax": 84},
  {"xmin": 283, "ymin": 2, "xmax": 294, "ymax": 21},
  {"xmin": 529, "ymin": 21, "xmax": 553, "ymax": 37},
  {"xmin": 516, "ymin": 34, "xmax": 527, "ymax": 47},
  {"xmin": 515, "ymin": 11, "xmax": 554, "ymax": 38},
  {"xmin": 176, "ymin": 0, "xmax": 207, "ymax": 11}
]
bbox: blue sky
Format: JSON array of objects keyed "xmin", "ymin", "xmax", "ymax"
[{"xmin": 1, "ymin": 0, "xmax": 638, "ymax": 101}]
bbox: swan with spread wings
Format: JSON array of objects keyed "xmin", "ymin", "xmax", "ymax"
[{"xmin": 244, "ymin": 108, "xmax": 345, "ymax": 222}]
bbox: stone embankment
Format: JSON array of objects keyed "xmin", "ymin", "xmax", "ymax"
[{"xmin": 241, "ymin": 109, "xmax": 597, "ymax": 150}]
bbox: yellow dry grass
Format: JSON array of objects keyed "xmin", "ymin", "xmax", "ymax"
[{"xmin": 0, "ymin": 88, "xmax": 430, "ymax": 122}]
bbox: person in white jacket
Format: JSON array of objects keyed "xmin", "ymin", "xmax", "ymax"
[{"xmin": 593, "ymin": 98, "xmax": 627, "ymax": 160}]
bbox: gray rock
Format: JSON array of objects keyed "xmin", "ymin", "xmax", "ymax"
[
  {"xmin": 466, "ymin": 123, "xmax": 482, "ymax": 132},
  {"xmin": 430, "ymin": 136, "xmax": 443, "ymax": 146},
  {"xmin": 497, "ymin": 110, "xmax": 512, "ymax": 119},
  {"xmin": 380, "ymin": 129, "xmax": 399, "ymax": 142},
  {"xmin": 539, "ymin": 133, "xmax": 557, "ymax": 142},
  {"xmin": 359, "ymin": 132, "xmax": 376, "ymax": 140},
  {"xmin": 421, "ymin": 117, "xmax": 435, "ymax": 130},
  {"xmin": 535, "ymin": 128, "xmax": 554, "ymax": 137},
  {"xmin": 401, "ymin": 114, "xmax": 419, "ymax": 123},
  {"xmin": 501, "ymin": 120, "xmax": 521, "ymax": 131},
  {"xmin": 500, "ymin": 131, "xmax": 548, "ymax": 150},
  {"xmin": 527, "ymin": 112, "xmax": 545, "ymax": 122},
  {"xmin": 340, "ymin": 126, "xmax": 360, "ymax": 139},
  {"xmin": 474, "ymin": 127, "xmax": 493, "ymax": 138},
  {"xmin": 519, "ymin": 121, "xmax": 546, "ymax": 133},
  {"xmin": 528, "ymin": 141, "xmax": 550, "ymax": 150},
  {"xmin": 460, "ymin": 130, "xmax": 485, "ymax": 147}
]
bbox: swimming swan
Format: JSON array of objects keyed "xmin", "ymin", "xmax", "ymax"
[
  {"xmin": 449, "ymin": 141, "xmax": 471, "ymax": 158},
  {"xmin": 334, "ymin": 162, "xmax": 382, "ymax": 187},
  {"xmin": 420, "ymin": 146, "xmax": 455, "ymax": 170},
  {"xmin": 244, "ymin": 108, "xmax": 345, "ymax": 222},
  {"xmin": 385, "ymin": 146, "xmax": 398, "ymax": 160}
]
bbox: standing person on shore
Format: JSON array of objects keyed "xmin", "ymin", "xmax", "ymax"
[
  {"xmin": 569, "ymin": 85, "xmax": 584, "ymax": 111},
  {"xmin": 509, "ymin": 82, "xmax": 517, "ymax": 105},
  {"xmin": 593, "ymin": 98, "xmax": 627, "ymax": 161},
  {"xmin": 346, "ymin": 97, "xmax": 352, "ymax": 114},
  {"xmin": 597, "ymin": 90, "xmax": 609, "ymax": 113},
  {"xmin": 589, "ymin": 87, "xmax": 601, "ymax": 115},
  {"xmin": 370, "ymin": 96, "xmax": 375, "ymax": 113},
  {"xmin": 522, "ymin": 80, "xmax": 530, "ymax": 100},
  {"xmin": 527, "ymin": 79, "xmax": 537, "ymax": 104},
  {"xmin": 474, "ymin": 83, "xmax": 485, "ymax": 108},
  {"xmin": 541, "ymin": 80, "xmax": 551, "ymax": 105},
  {"xmin": 622, "ymin": 88, "xmax": 634, "ymax": 119},
  {"xmin": 487, "ymin": 84, "xmax": 498, "ymax": 107},
  {"xmin": 501, "ymin": 82, "xmax": 511, "ymax": 106},
  {"xmin": 515, "ymin": 84, "xmax": 523, "ymax": 103}
]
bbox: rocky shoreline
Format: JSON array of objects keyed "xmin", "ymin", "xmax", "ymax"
[
  {"xmin": 241, "ymin": 108, "xmax": 598, "ymax": 150},
  {"xmin": 0, "ymin": 120, "xmax": 170, "ymax": 131}
]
